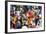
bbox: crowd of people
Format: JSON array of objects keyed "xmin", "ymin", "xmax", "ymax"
[{"xmin": 10, "ymin": 5, "xmax": 42, "ymax": 29}]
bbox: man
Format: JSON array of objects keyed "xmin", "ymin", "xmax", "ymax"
[
  {"xmin": 26, "ymin": 9, "xmax": 35, "ymax": 28},
  {"xmin": 11, "ymin": 15, "xmax": 18, "ymax": 29}
]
